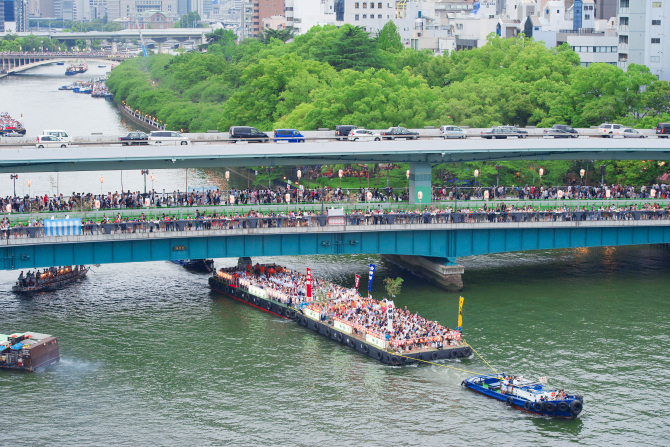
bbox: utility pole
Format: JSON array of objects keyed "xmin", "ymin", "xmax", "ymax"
[{"xmin": 10, "ymin": 174, "xmax": 18, "ymax": 197}]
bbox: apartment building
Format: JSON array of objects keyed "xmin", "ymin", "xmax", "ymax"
[
  {"xmin": 251, "ymin": 0, "xmax": 283, "ymax": 35},
  {"xmin": 618, "ymin": 0, "xmax": 669, "ymax": 80}
]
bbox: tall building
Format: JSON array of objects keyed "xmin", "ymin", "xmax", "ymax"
[
  {"xmin": 3, "ymin": 0, "xmax": 28, "ymax": 31},
  {"xmin": 593, "ymin": 0, "xmax": 616, "ymax": 20},
  {"xmin": 0, "ymin": 0, "xmax": 4, "ymax": 32},
  {"xmin": 251, "ymin": 0, "xmax": 283, "ymax": 35},
  {"xmin": 617, "ymin": 0, "xmax": 670, "ymax": 80}
]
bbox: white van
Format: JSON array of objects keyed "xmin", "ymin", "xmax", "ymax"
[
  {"xmin": 148, "ymin": 131, "xmax": 189, "ymax": 146},
  {"xmin": 42, "ymin": 130, "xmax": 73, "ymax": 143},
  {"xmin": 36, "ymin": 135, "xmax": 69, "ymax": 148}
]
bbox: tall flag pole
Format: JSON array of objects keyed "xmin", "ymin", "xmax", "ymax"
[
  {"xmin": 368, "ymin": 264, "xmax": 375, "ymax": 298},
  {"xmin": 306, "ymin": 268, "xmax": 312, "ymax": 302}
]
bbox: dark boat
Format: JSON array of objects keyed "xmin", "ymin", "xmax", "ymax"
[
  {"xmin": 462, "ymin": 375, "xmax": 583, "ymax": 419},
  {"xmin": 56, "ymin": 62, "xmax": 65, "ymax": 65},
  {"xmin": 0, "ymin": 332, "xmax": 60, "ymax": 372},
  {"xmin": 208, "ymin": 265, "xmax": 472, "ymax": 366},
  {"xmin": 65, "ymin": 62, "xmax": 88, "ymax": 75},
  {"xmin": 172, "ymin": 259, "xmax": 214, "ymax": 273},
  {"xmin": 98, "ymin": 65, "xmax": 106, "ymax": 68},
  {"xmin": 0, "ymin": 128, "xmax": 26, "ymax": 136},
  {"xmin": 12, "ymin": 266, "xmax": 89, "ymax": 293}
]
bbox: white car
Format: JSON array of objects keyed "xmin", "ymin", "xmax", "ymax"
[
  {"xmin": 42, "ymin": 130, "xmax": 72, "ymax": 143},
  {"xmin": 148, "ymin": 131, "xmax": 190, "ymax": 145},
  {"xmin": 348, "ymin": 129, "xmax": 381, "ymax": 142},
  {"xmin": 36, "ymin": 135, "xmax": 69, "ymax": 148},
  {"xmin": 617, "ymin": 127, "xmax": 646, "ymax": 138},
  {"xmin": 598, "ymin": 123, "xmax": 624, "ymax": 138},
  {"xmin": 440, "ymin": 125, "xmax": 467, "ymax": 139}
]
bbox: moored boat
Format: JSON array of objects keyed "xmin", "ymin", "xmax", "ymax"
[
  {"xmin": 12, "ymin": 265, "xmax": 89, "ymax": 293},
  {"xmin": 56, "ymin": 61, "xmax": 65, "ymax": 65},
  {"xmin": 0, "ymin": 332, "xmax": 60, "ymax": 371},
  {"xmin": 208, "ymin": 262, "xmax": 472, "ymax": 365},
  {"xmin": 65, "ymin": 62, "xmax": 88, "ymax": 75},
  {"xmin": 462, "ymin": 375, "xmax": 583, "ymax": 419},
  {"xmin": 171, "ymin": 259, "xmax": 214, "ymax": 273}
]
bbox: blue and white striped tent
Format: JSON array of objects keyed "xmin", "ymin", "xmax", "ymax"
[{"xmin": 45, "ymin": 218, "xmax": 82, "ymax": 236}]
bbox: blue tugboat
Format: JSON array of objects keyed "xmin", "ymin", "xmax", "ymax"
[{"xmin": 462, "ymin": 375, "xmax": 583, "ymax": 419}]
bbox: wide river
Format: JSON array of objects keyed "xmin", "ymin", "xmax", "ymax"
[{"xmin": 2, "ymin": 64, "xmax": 670, "ymax": 447}]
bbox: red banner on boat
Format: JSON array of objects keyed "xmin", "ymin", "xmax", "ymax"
[
  {"xmin": 354, "ymin": 274, "xmax": 360, "ymax": 290},
  {"xmin": 306, "ymin": 268, "xmax": 312, "ymax": 299}
]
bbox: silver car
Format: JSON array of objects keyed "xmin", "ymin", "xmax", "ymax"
[
  {"xmin": 440, "ymin": 125, "xmax": 467, "ymax": 139},
  {"xmin": 617, "ymin": 128, "xmax": 646, "ymax": 138}
]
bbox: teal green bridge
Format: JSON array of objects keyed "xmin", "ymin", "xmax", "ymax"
[{"xmin": 2, "ymin": 216, "xmax": 669, "ymax": 272}]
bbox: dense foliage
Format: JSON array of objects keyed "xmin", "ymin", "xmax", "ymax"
[{"xmin": 104, "ymin": 24, "xmax": 670, "ymax": 185}]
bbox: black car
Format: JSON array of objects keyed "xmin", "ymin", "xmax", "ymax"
[
  {"xmin": 335, "ymin": 125, "xmax": 358, "ymax": 140},
  {"xmin": 229, "ymin": 126, "xmax": 270, "ymax": 142},
  {"xmin": 552, "ymin": 124, "xmax": 579, "ymax": 137},
  {"xmin": 119, "ymin": 131, "xmax": 148, "ymax": 145},
  {"xmin": 656, "ymin": 123, "xmax": 670, "ymax": 138},
  {"xmin": 380, "ymin": 127, "xmax": 420, "ymax": 140},
  {"xmin": 543, "ymin": 128, "xmax": 572, "ymax": 138}
]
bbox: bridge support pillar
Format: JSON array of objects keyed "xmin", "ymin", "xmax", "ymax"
[
  {"xmin": 384, "ymin": 255, "xmax": 464, "ymax": 292},
  {"xmin": 409, "ymin": 162, "xmax": 432, "ymax": 206},
  {"xmin": 111, "ymin": 41, "xmax": 118, "ymax": 53}
]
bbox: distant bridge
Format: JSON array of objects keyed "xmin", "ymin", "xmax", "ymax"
[
  {"xmin": 1, "ymin": 53, "xmax": 131, "ymax": 75},
  {"xmin": 1, "ymin": 215, "xmax": 669, "ymax": 271}
]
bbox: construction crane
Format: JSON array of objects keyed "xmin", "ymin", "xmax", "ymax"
[{"xmin": 135, "ymin": 17, "xmax": 148, "ymax": 57}]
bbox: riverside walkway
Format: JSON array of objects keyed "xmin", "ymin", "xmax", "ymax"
[{"xmin": 1, "ymin": 206, "xmax": 669, "ymax": 270}]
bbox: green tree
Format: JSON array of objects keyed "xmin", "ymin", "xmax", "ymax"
[
  {"xmin": 383, "ymin": 277, "xmax": 404, "ymax": 298},
  {"xmin": 258, "ymin": 27, "xmax": 297, "ymax": 44},
  {"xmin": 376, "ymin": 21, "xmax": 403, "ymax": 53},
  {"xmin": 314, "ymin": 24, "xmax": 384, "ymax": 71}
]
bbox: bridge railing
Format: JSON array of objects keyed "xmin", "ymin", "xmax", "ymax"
[{"xmin": 3, "ymin": 210, "xmax": 669, "ymax": 241}]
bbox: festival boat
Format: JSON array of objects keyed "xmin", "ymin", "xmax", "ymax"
[
  {"xmin": 0, "ymin": 332, "xmax": 60, "ymax": 372},
  {"xmin": 208, "ymin": 261, "xmax": 472, "ymax": 365},
  {"xmin": 65, "ymin": 62, "xmax": 88, "ymax": 75},
  {"xmin": 462, "ymin": 375, "xmax": 583, "ymax": 419},
  {"xmin": 171, "ymin": 259, "xmax": 214, "ymax": 273},
  {"xmin": 12, "ymin": 265, "xmax": 89, "ymax": 293}
]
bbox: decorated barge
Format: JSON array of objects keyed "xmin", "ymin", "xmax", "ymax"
[{"xmin": 208, "ymin": 263, "xmax": 472, "ymax": 366}]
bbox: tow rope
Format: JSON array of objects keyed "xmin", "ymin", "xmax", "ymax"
[
  {"xmin": 389, "ymin": 349, "xmax": 501, "ymax": 378},
  {"xmin": 463, "ymin": 342, "xmax": 500, "ymax": 375}
]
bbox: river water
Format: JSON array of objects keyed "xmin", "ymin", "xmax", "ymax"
[{"xmin": 2, "ymin": 64, "xmax": 670, "ymax": 447}]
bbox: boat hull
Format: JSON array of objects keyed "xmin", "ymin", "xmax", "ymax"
[
  {"xmin": 209, "ymin": 277, "xmax": 471, "ymax": 365},
  {"xmin": 171, "ymin": 259, "xmax": 214, "ymax": 273}
]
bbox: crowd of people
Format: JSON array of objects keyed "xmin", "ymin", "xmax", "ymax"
[
  {"xmin": 0, "ymin": 111, "xmax": 23, "ymax": 131},
  {"xmin": 218, "ymin": 265, "xmax": 461, "ymax": 353}
]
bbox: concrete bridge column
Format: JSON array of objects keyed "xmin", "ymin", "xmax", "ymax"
[
  {"xmin": 384, "ymin": 255, "xmax": 464, "ymax": 292},
  {"xmin": 111, "ymin": 41, "xmax": 118, "ymax": 53},
  {"xmin": 153, "ymin": 37, "xmax": 168, "ymax": 54},
  {"xmin": 174, "ymin": 37, "xmax": 189, "ymax": 50},
  {"xmin": 409, "ymin": 162, "xmax": 432, "ymax": 205}
]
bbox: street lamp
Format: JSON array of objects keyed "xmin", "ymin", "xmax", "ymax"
[
  {"xmin": 150, "ymin": 174, "xmax": 155, "ymax": 192},
  {"xmin": 338, "ymin": 169, "xmax": 343, "ymax": 189},
  {"xmin": 406, "ymin": 169, "xmax": 410, "ymax": 200},
  {"xmin": 10, "ymin": 174, "xmax": 18, "ymax": 197},
  {"xmin": 579, "ymin": 168, "xmax": 585, "ymax": 210},
  {"xmin": 225, "ymin": 171, "xmax": 230, "ymax": 207},
  {"xmin": 495, "ymin": 165, "xmax": 502, "ymax": 188},
  {"xmin": 474, "ymin": 169, "xmax": 479, "ymax": 197},
  {"xmin": 141, "ymin": 169, "xmax": 149, "ymax": 195},
  {"xmin": 99, "ymin": 175, "xmax": 104, "ymax": 196},
  {"xmin": 297, "ymin": 169, "xmax": 302, "ymax": 202},
  {"xmin": 600, "ymin": 165, "xmax": 606, "ymax": 187}
]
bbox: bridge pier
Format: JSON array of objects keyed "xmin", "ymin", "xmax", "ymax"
[
  {"xmin": 409, "ymin": 162, "xmax": 432, "ymax": 206},
  {"xmin": 384, "ymin": 255, "xmax": 464, "ymax": 292},
  {"xmin": 153, "ymin": 37, "xmax": 168, "ymax": 54},
  {"xmin": 111, "ymin": 41, "xmax": 118, "ymax": 53}
]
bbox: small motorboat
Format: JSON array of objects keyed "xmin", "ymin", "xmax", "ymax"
[
  {"xmin": 462, "ymin": 375, "xmax": 583, "ymax": 419},
  {"xmin": 98, "ymin": 65, "xmax": 106, "ymax": 68},
  {"xmin": 12, "ymin": 266, "xmax": 90, "ymax": 293},
  {"xmin": 171, "ymin": 259, "xmax": 214, "ymax": 273},
  {"xmin": 56, "ymin": 62, "xmax": 65, "ymax": 65}
]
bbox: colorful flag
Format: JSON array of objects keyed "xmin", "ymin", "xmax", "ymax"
[
  {"xmin": 354, "ymin": 274, "xmax": 360, "ymax": 290},
  {"xmin": 458, "ymin": 296, "xmax": 464, "ymax": 329},
  {"xmin": 386, "ymin": 299, "xmax": 395, "ymax": 331},
  {"xmin": 368, "ymin": 264, "xmax": 376, "ymax": 293},
  {"xmin": 306, "ymin": 268, "xmax": 312, "ymax": 299}
]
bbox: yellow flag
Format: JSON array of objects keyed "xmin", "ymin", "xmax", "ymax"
[{"xmin": 458, "ymin": 296, "xmax": 464, "ymax": 328}]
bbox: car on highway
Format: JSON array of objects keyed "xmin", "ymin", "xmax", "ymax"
[
  {"xmin": 542, "ymin": 128, "xmax": 572, "ymax": 138},
  {"xmin": 36, "ymin": 135, "xmax": 69, "ymax": 148},
  {"xmin": 480, "ymin": 126, "xmax": 527, "ymax": 139},
  {"xmin": 598, "ymin": 123, "xmax": 624, "ymax": 138},
  {"xmin": 229, "ymin": 126, "xmax": 270, "ymax": 143},
  {"xmin": 380, "ymin": 127, "xmax": 419, "ymax": 140},
  {"xmin": 148, "ymin": 131, "xmax": 189, "ymax": 145},
  {"xmin": 552, "ymin": 124, "xmax": 579, "ymax": 137},
  {"xmin": 274, "ymin": 129, "xmax": 305, "ymax": 143},
  {"xmin": 42, "ymin": 130, "xmax": 72, "ymax": 143},
  {"xmin": 656, "ymin": 123, "xmax": 670, "ymax": 138},
  {"xmin": 335, "ymin": 125, "xmax": 358, "ymax": 140},
  {"xmin": 348, "ymin": 129, "xmax": 381, "ymax": 142},
  {"xmin": 119, "ymin": 131, "xmax": 148, "ymax": 145},
  {"xmin": 439, "ymin": 125, "xmax": 467, "ymax": 139},
  {"xmin": 616, "ymin": 127, "xmax": 646, "ymax": 138}
]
